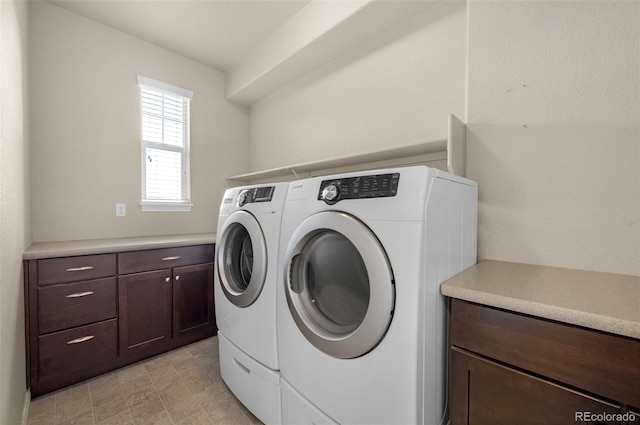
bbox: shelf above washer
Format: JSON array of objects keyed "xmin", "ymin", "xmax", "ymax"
[{"xmin": 227, "ymin": 114, "xmax": 466, "ymax": 184}]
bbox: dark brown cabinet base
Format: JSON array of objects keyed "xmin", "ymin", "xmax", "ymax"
[
  {"xmin": 118, "ymin": 269, "xmax": 173, "ymax": 359},
  {"xmin": 451, "ymin": 348, "xmax": 621, "ymax": 425},
  {"xmin": 25, "ymin": 243, "xmax": 216, "ymax": 397},
  {"xmin": 449, "ymin": 299, "xmax": 640, "ymax": 425},
  {"xmin": 173, "ymin": 263, "xmax": 215, "ymax": 338}
]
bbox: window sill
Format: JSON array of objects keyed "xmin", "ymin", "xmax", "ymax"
[{"xmin": 140, "ymin": 201, "xmax": 193, "ymax": 212}]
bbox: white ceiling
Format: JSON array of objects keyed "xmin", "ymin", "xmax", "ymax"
[{"xmin": 48, "ymin": 0, "xmax": 312, "ymax": 71}]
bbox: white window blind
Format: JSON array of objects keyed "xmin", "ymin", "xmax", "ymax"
[{"xmin": 138, "ymin": 76, "xmax": 193, "ymax": 212}]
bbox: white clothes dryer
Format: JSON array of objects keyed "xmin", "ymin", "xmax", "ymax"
[
  {"xmin": 277, "ymin": 166, "xmax": 477, "ymax": 425},
  {"xmin": 215, "ymin": 182, "xmax": 289, "ymax": 424}
]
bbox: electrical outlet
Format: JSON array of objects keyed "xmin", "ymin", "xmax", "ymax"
[{"xmin": 116, "ymin": 203, "xmax": 126, "ymax": 217}]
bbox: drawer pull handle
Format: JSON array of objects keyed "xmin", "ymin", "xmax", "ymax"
[
  {"xmin": 66, "ymin": 266, "xmax": 94, "ymax": 272},
  {"xmin": 66, "ymin": 291, "xmax": 94, "ymax": 298},
  {"xmin": 162, "ymin": 256, "xmax": 181, "ymax": 261},
  {"xmin": 67, "ymin": 335, "xmax": 94, "ymax": 345},
  {"xmin": 233, "ymin": 358, "xmax": 250, "ymax": 375}
]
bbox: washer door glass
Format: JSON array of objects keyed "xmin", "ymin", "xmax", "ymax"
[
  {"xmin": 218, "ymin": 211, "xmax": 267, "ymax": 307},
  {"xmin": 285, "ymin": 211, "xmax": 394, "ymax": 359}
]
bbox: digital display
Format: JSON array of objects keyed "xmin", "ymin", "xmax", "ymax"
[
  {"xmin": 241, "ymin": 186, "xmax": 275, "ymax": 204},
  {"xmin": 253, "ymin": 186, "xmax": 275, "ymax": 202}
]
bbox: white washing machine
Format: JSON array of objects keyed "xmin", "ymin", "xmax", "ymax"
[
  {"xmin": 277, "ymin": 166, "xmax": 477, "ymax": 425},
  {"xmin": 215, "ymin": 182, "xmax": 289, "ymax": 425}
]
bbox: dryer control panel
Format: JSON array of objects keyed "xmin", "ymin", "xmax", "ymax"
[
  {"xmin": 318, "ymin": 173, "xmax": 400, "ymax": 205},
  {"xmin": 238, "ymin": 186, "xmax": 275, "ymax": 207}
]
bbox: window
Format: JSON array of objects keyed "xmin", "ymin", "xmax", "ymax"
[{"xmin": 138, "ymin": 75, "xmax": 193, "ymax": 212}]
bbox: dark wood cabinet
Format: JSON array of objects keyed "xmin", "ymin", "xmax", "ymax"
[
  {"xmin": 117, "ymin": 245, "xmax": 216, "ymax": 363},
  {"xmin": 449, "ymin": 299, "xmax": 640, "ymax": 425},
  {"xmin": 37, "ymin": 253, "xmax": 117, "ymax": 286},
  {"xmin": 118, "ymin": 245, "xmax": 216, "ymax": 360},
  {"xmin": 37, "ymin": 277, "xmax": 116, "ymax": 334},
  {"xmin": 38, "ymin": 319, "xmax": 118, "ymax": 385},
  {"xmin": 451, "ymin": 348, "xmax": 621, "ymax": 425},
  {"xmin": 25, "ymin": 242, "xmax": 216, "ymax": 397},
  {"xmin": 25, "ymin": 254, "xmax": 119, "ymax": 396},
  {"xmin": 173, "ymin": 263, "xmax": 215, "ymax": 339},
  {"xmin": 118, "ymin": 269, "xmax": 172, "ymax": 358}
]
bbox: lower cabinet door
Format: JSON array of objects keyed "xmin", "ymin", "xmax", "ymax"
[
  {"xmin": 450, "ymin": 347, "xmax": 621, "ymax": 425},
  {"xmin": 172, "ymin": 263, "xmax": 215, "ymax": 338},
  {"xmin": 118, "ymin": 269, "xmax": 172, "ymax": 358}
]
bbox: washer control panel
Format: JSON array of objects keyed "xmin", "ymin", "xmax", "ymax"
[
  {"xmin": 237, "ymin": 186, "xmax": 275, "ymax": 207},
  {"xmin": 318, "ymin": 173, "xmax": 400, "ymax": 205}
]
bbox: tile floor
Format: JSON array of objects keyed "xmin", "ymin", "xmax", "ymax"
[{"xmin": 27, "ymin": 336, "xmax": 262, "ymax": 425}]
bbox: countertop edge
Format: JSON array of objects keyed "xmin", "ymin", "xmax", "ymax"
[
  {"xmin": 24, "ymin": 233, "xmax": 217, "ymax": 260},
  {"xmin": 441, "ymin": 284, "xmax": 640, "ymax": 340}
]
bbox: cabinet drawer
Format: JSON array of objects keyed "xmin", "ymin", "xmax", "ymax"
[
  {"xmin": 118, "ymin": 245, "xmax": 214, "ymax": 275},
  {"xmin": 38, "ymin": 277, "xmax": 116, "ymax": 334},
  {"xmin": 38, "ymin": 254, "xmax": 117, "ymax": 286},
  {"xmin": 451, "ymin": 299, "xmax": 640, "ymax": 409},
  {"xmin": 39, "ymin": 319, "xmax": 117, "ymax": 380}
]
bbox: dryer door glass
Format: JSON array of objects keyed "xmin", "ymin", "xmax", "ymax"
[
  {"xmin": 285, "ymin": 211, "xmax": 394, "ymax": 359},
  {"xmin": 301, "ymin": 231, "xmax": 370, "ymax": 334},
  {"xmin": 218, "ymin": 210, "xmax": 267, "ymax": 307},
  {"xmin": 223, "ymin": 224, "xmax": 253, "ymax": 292}
]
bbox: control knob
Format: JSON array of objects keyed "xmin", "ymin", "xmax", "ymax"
[
  {"xmin": 237, "ymin": 190, "xmax": 249, "ymax": 207},
  {"xmin": 321, "ymin": 183, "xmax": 340, "ymax": 204}
]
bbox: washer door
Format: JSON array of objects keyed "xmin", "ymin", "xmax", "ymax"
[
  {"xmin": 217, "ymin": 210, "xmax": 267, "ymax": 307},
  {"xmin": 284, "ymin": 211, "xmax": 395, "ymax": 359}
]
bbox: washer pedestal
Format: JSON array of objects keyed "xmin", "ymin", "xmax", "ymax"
[
  {"xmin": 281, "ymin": 378, "xmax": 337, "ymax": 425},
  {"xmin": 219, "ymin": 332, "xmax": 281, "ymax": 424}
]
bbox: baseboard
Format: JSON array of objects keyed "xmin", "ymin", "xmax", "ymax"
[{"xmin": 21, "ymin": 390, "xmax": 30, "ymax": 425}]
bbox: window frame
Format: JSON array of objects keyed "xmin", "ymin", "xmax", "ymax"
[{"xmin": 137, "ymin": 75, "xmax": 193, "ymax": 213}]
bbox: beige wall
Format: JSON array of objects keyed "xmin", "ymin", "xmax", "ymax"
[
  {"xmin": 0, "ymin": 0, "xmax": 30, "ymax": 423},
  {"xmin": 466, "ymin": 1, "xmax": 639, "ymax": 276},
  {"xmin": 29, "ymin": 2, "xmax": 249, "ymax": 242},
  {"xmin": 249, "ymin": 1, "xmax": 639, "ymax": 276},
  {"xmin": 249, "ymin": 1, "xmax": 467, "ymax": 171}
]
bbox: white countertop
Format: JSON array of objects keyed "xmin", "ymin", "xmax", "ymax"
[
  {"xmin": 441, "ymin": 260, "xmax": 640, "ymax": 340},
  {"xmin": 24, "ymin": 233, "xmax": 216, "ymax": 260}
]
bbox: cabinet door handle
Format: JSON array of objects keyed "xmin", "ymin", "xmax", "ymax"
[
  {"xmin": 162, "ymin": 256, "xmax": 180, "ymax": 261},
  {"xmin": 66, "ymin": 266, "xmax": 94, "ymax": 272},
  {"xmin": 175, "ymin": 275, "xmax": 180, "ymax": 281},
  {"xmin": 67, "ymin": 335, "xmax": 94, "ymax": 345},
  {"xmin": 66, "ymin": 291, "xmax": 94, "ymax": 298},
  {"xmin": 165, "ymin": 277, "xmax": 170, "ymax": 283}
]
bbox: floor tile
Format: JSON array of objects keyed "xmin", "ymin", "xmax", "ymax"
[
  {"xmin": 121, "ymin": 374, "xmax": 153, "ymax": 397},
  {"xmin": 117, "ymin": 364, "xmax": 148, "ymax": 384},
  {"xmin": 95, "ymin": 411, "xmax": 134, "ymax": 425},
  {"xmin": 56, "ymin": 410, "xmax": 95, "ymax": 425},
  {"xmin": 27, "ymin": 394, "xmax": 55, "ymax": 424},
  {"xmin": 131, "ymin": 408, "xmax": 173, "ymax": 425},
  {"xmin": 149, "ymin": 366, "xmax": 182, "ymax": 393},
  {"xmin": 199, "ymin": 396, "xmax": 244, "ymax": 423},
  {"xmin": 128, "ymin": 394, "xmax": 165, "ymax": 422},
  {"xmin": 89, "ymin": 373, "xmax": 121, "ymax": 400},
  {"xmin": 175, "ymin": 409, "xmax": 213, "ymax": 425},
  {"xmin": 123, "ymin": 386, "xmax": 157, "ymax": 409},
  {"xmin": 92, "ymin": 388, "xmax": 128, "ymax": 423},
  {"xmin": 26, "ymin": 337, "xmax": 264, "ymax": 425},
  {"xmin": 165, "ymin": 397, "xmax": 201, "ymax": 423},
  {"xmin": 55, "ymin": 389, "xmax": 92, "ymax": 424}
]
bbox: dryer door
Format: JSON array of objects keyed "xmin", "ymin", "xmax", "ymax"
[
  {"xmin": 217, "ymin": 210, "xmax": 267, "ymax": 307},
  {"xmin": 284, "ymin": 211, "xmax": 395, "ymax": 359}
]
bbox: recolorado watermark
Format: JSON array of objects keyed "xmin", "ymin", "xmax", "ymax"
[{"xmin": 575, "ymin": 411, "xmax": 636, "ymax": 423}]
